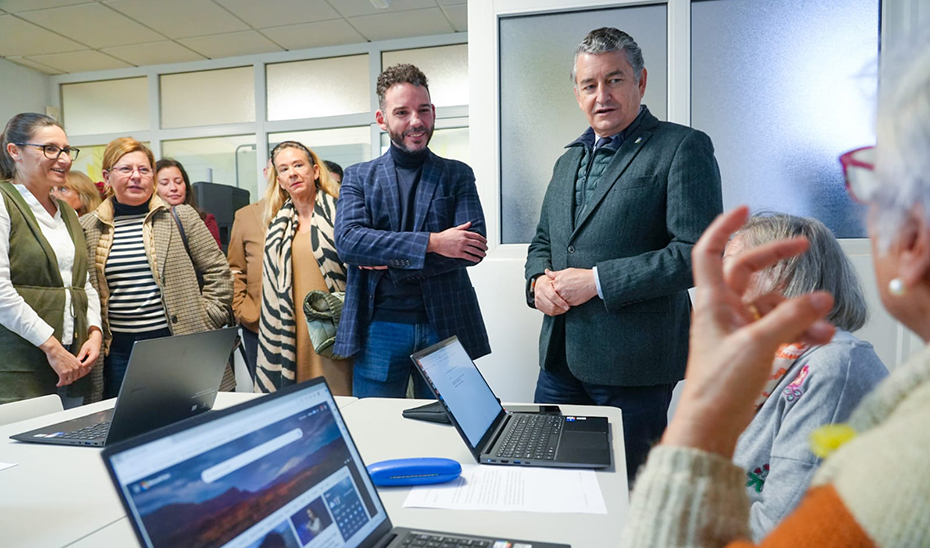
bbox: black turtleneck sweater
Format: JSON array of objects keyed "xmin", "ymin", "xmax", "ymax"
[{"xmin": 372, "ymin": 144, "xmax": 429, "ymax": 323}]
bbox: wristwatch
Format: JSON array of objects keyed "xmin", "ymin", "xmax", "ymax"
[{"xmin": 527, "ymin": 274, "xmax": 540, "ymax": 307}]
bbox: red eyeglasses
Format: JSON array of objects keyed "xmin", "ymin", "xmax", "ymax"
[{"xmin": 839, "ymin": 146, "xmax": 876, "ymax": 204}]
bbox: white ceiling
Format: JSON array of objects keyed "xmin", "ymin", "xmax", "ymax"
[{"xmin": 0, "ymin": 0, "xmax": 467, "ymax": 75}]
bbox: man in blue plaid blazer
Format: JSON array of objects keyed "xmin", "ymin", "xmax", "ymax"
[{"xmin": 334, "ymin": 64, "xmax": 491, "ymax": 398}]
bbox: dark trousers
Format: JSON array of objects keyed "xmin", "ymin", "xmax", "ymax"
[
  {"xmin": 534, "ymin": 361, "xmax": 675, "ymax": 485},
  {"xmin": 240, "ymin": 327, "xmax": 259, "ymax": 381},
  {"xmin": 105, "ymin": 328, "xmax": 172, "ymax": 399}
]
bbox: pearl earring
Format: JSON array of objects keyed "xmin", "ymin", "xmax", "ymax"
[{"xmin": 889, "ymin": 278, "xmax": 906, "ymax": 296}]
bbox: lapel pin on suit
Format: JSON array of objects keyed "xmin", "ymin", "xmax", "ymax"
[{"xmin": 635, "ymin": 137, "xmax": 642, "ymax": 144}]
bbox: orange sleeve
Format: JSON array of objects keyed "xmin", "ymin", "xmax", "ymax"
[{"xmin": 727, "ymin": 485, "xmax": 876, "ymax": 548}]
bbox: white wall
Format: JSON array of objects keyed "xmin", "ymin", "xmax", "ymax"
[{"xmin": 0, "ymin": 59, "xmax": 49, "ymax": 129}]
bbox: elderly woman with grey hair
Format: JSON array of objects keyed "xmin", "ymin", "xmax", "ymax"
[
  {"xmin": 619, "ymin": 46, "xmax": 930, "ymax": 548},
  {"xmin": 723, "ymin": 213, "xmax": 886, "ymax": 540}
]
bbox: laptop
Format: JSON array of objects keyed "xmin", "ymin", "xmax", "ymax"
[
  {"xmin": 410, "ymin": 337, "xmax": 612, "ymax": 469},
  {"xmin": 101, "ymin": 378, "xmax": 570, "ymax": 548},
  {"xmin": 11, "ymin": 327, "xmax": 238, "ymax": 447}
]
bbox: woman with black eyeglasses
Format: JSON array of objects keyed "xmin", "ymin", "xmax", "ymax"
[{"xmin": 0, "ymin": 113, "xmax": 102, "ymax": 406}]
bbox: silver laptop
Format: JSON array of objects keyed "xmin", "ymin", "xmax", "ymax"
[
  {"xmin": 101, "ymin": 378, "xmax": 569, "ymax": 548},
  {"xmin": 411, "ymin": 337, "xmax": 612, "ymax": 469},
  {"xmin": 11, "ymin": 327, "xmax": 238, "ymax": 447}
]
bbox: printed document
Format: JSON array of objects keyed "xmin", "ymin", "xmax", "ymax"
[{"xmin": 403, "ymin": 464, "xmax": 606, "ymax": 514}]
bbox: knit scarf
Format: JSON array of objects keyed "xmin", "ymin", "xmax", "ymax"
[{"xmin": 255, "ymin": 190, "xmax": 346, "ymax": 393}]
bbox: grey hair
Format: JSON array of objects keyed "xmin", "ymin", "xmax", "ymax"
[
  {"xmin": 870, "ymin": 46, "xmax": 930, "ymax": 251},
  {"xmin": 735, "ymin": 213, "xmax": 867, "ymax": 332},
  {"xmin": 570, "ymin": 27, "xmax": 645, "ymax": 86}
]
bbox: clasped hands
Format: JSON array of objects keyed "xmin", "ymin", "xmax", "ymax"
[
  {"xmin": 358, "ymin": 222, "xmax": 488, "ymax": 271},
  {"xmin": 534, "ymin": 268, "xmax": 598, "ymax": 316},
  {"xmin": 41, "ymin": 327, "xmax": 102, "ymax": 387}
]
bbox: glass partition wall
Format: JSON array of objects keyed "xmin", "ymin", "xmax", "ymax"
[
  {"xmin": 54, "ymin": 37, "xmax": 468, "ymax": 203},
  {"xmin": 496, "ymin": 0, "xmax": 879, "ymax": 243}
]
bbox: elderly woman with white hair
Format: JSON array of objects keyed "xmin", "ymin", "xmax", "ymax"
[
  {"xmin": 725, "ymin": 214, "xmax": 886, "ymax": 540},
  {"xmin": 619, "ymin": 48, "xmax": 930, "ymax": 548}
]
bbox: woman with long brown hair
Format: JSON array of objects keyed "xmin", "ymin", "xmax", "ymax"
[{"xmin": 154, "ymin": 158, "xmax": 221, "ymax": 246}]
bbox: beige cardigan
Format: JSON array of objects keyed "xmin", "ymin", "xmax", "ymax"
[{"xmin": 80, "ymin": 195, "xmax": 235, "ymax": 400}]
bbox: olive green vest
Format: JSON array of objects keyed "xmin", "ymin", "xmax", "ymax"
[{"xmin": 0, "ymin": 182, "xmax": 91, "ymax": 403}]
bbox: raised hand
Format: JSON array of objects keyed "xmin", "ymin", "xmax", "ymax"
[{"xmin": 662, "ymin": 206, "xmax": 836, "ymax": 458}]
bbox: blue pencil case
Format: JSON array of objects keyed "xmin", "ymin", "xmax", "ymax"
[{"xmin": 366, "ymin": 457, "xmax": 461, "ymax": 487}]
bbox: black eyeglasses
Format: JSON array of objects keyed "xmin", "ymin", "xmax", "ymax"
[{"xmin": 16, "ymin": 143, "xmax": 81, "ymax": 161}]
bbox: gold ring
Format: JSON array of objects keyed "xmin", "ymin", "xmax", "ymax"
[{"xmin": 748, "ymin": 304, "xmax": 762, "ymax": 321}]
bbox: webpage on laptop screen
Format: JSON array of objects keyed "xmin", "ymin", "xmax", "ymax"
[
  {"xmin": 418, "ymin": 340, "xmax": 502, "ymax": 448},
  {"xmin": 109, "ymin": 386, "xmax": 385, "ymax": 548}
]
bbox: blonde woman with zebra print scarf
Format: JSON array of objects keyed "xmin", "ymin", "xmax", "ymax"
[{"xmin": 255, "ymin": 141, "xmax": 349, "ymax": 394}]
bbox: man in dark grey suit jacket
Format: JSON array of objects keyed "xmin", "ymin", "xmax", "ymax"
[{"xmin": 525, "ymin": 28, "xmax": 723, "ymax": 482}]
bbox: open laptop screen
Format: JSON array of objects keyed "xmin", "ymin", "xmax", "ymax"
[
  {"xmin": 413, "ymin": 338, "xmax": 503, "ymax": 447},
  {"xmin": 106, "ymin": 382, "xmax": 386, "ymax": 548}
]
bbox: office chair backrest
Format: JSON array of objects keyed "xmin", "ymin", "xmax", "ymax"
[{"xmin": 0, "ymin": 394, "xmax": 64, "ymax": 427}]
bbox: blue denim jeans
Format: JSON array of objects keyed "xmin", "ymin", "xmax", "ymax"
[
  {"xmin": 534, "ymin": 364, "xmax": 675, "ymax": 484},
  {"xmin": 352, "ymin": 321, "xmax": 439, "ymax": 399}
]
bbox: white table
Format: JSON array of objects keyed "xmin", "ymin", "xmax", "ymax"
[
  {"xmin": 338, "ymin": 398, "xmax": 629, "ymax": 548},
  {"xmin": 0, "ymin": 393, "xmax": 357, "ymax": 548},
  {"xmin": 2, "ymin": 396, "xmax": 627, "ymax": 548}
]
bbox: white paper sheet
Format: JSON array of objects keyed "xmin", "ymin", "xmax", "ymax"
[
  {"xmin": 0, "ymin": 462, "xmax": 17, "ymax": 472},
  {"xmin": 403, "ymin": 464, "xmax": 606, "ymax": 514}
]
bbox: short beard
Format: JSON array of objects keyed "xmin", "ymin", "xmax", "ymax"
[{"xmin": 389, "ymin": 124, "xmax": 434, "ymax": 155}]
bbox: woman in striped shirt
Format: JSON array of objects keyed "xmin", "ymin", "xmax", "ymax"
[{"xmin": 81, "ymin": 138, "xmax": 234, "ymax": 399}]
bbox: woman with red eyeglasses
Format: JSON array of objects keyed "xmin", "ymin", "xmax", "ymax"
[
  {"xmin": 0, "ymin": 113, "xmax": 102, "ymax": 406},
  {"xmin": 619, "ymin": 50, "xmax": 930, "ymax": 548}
]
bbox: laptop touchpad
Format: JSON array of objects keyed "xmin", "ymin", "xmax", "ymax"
[{"xmin": 558, "ymin": 431, "xmax": 610, "ymax": 464}]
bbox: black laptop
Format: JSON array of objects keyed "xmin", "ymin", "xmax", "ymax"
[
  {"xmin": 410, "ymin": 337, "xmax": 612, "ymax": 469},
  {"xmin": 11, "ymin": 327, "xmax": 238, "ymax": 447},
  {"xmin": 101, "ymin": 378, "xmax": 569, "ymax": 548}
]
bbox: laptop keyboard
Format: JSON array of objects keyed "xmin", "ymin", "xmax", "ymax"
[
  {"xmin": 57, "ymin": 421, "xmax": 110, "ymax": 440},
  {"xmin": 401, "ymin": 533, "xmax": 492, "ymax": 548},
  {"xmin": 496, "ymin": 414, "xmax": 562, "ymax": 460}
]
